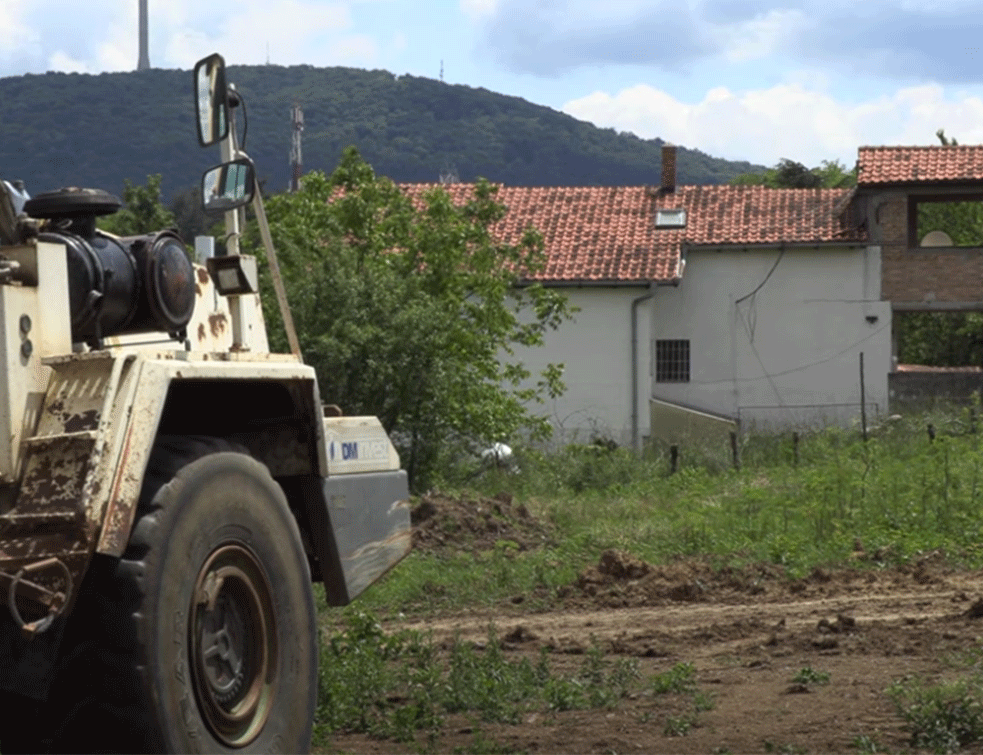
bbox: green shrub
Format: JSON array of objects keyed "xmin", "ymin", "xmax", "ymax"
[{"xmin": 888, "ymin": 673, "xmax": 983, "ymax": 753}]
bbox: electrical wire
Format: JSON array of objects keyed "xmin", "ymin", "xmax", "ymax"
[
  {"xmin": 734, "ymin": 248, "xmax": 785, "ymax": 305},
  {"xmin": 686, "ymin": 319, "xmax": 890, "ymax": 385},
  {"xmin": 736, "ymin": 307, "xmax": 788, "ymax": 409},
  {"xmin": 734, "ymin": 248, "xmax": 785, "ymax": 342}
]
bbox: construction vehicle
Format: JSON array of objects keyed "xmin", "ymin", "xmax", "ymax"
[{"xmin": 0, "ymin": 53, "xmax": 411, "ymax": 753}]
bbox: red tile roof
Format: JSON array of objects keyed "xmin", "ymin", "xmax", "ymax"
[
  {"xmin": 401, "ymin": 183, "xmax": 861, "ymax": 284},
  {"xmin": 858, "ymin": 146, "xmax": 983, "ymax": 185}
]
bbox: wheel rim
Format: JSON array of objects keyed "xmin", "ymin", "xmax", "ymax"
[{"xmin": 189, "ymin": 543, "xmax": 278, "ymax": 747}]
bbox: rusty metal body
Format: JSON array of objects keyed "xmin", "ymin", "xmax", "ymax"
[
  {"xmin": 0, "ymin": 56, "xmax": 410, "ymax": 742},
  {"xmin": 0, "ymin": 226, "xmax": 410, "ymax": 702}
]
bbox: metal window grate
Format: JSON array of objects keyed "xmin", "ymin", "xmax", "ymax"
[{"xmin": 655, "ymin": 340, "xmax": 690, "ymax": 383}]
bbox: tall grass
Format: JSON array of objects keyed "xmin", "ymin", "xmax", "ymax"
[
  {"xmin": 519, "ymin": 408, "xmax": 983, "ymax": 568},
  {"xmin": 362, "ymin": 404, "xmax": 983, "ymax": 614}
]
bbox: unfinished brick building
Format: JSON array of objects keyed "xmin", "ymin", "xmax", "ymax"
[
  {"xmin": 853, "ymin": 145, "xmax": 983, "ymax": 305},
  {"xmin": 851, "ymin": 145, "xmax": 983, "ymax": 402}
]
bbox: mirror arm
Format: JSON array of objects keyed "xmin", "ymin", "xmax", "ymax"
[
  {"xmin": 219, "ymin": 116, "xmax": 241, "ymax": 255},
  {"xmin": 253, "ymin": 189, "xmax": 301, "ymax": 360}
]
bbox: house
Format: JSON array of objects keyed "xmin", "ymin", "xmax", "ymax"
[
  {"xmin": 402, "ymin": 179, "xmax": 679, "ymax": 449},
  {"xmin": 401, "ymin": 144, "xmax": 983, "ymax": 449},
  {"xmin": 846, "ymin": 146, "xmax": 983, "ymax": 405},
  {"xmin": 647, "ymin": 150, "xmax": 890, "ymax": 441}
]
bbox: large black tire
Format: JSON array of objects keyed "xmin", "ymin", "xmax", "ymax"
[
  {"xmin": 46, "ymin": 437, "xmax": 318, "ymax": 753},
  {"xmin": 0, "ymin": 690, "xmax": 43, "ymax": 753}
]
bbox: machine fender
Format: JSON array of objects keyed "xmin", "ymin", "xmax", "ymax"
[{"xmin": 311, "ymin": 470, "xmax": 410, "ymax": 606}]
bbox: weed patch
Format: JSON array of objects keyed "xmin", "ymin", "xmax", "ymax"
[
  {"xmin": 888, "ymin": 673, "xmax": 983, "ymax": 753},
  {"xmin": 644, "ymin": 661, "xmax": 715, "ymax": 737},
  {"xmin": 791, "ymin": 667, "xmax": 831, "ymax": 687},
  {"xmin": 651, "ymin": 662, "xmax": 697, "ymax": 695},
  {"xmin": 316, "ymin": 610, "xmax": 646, "ymax": 751}
]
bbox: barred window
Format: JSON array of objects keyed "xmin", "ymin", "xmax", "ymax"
[{"xmin": 655, "ymin": 340, "xmax": 690, "ymax": 383}]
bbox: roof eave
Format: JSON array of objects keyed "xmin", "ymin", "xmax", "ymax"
[
  {"xmin": 684, "ymin": 239, "xmax": 868, "ymax": 251},
  {"xmin": 518, "ymin": 277, "xmax": 677, "ymax": 288},
  {"xmin": 857, "ymin": 179, "xmax": 983, "ymax": 190}
]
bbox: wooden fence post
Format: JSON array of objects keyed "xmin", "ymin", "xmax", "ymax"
[
  {"xmin": 730, "ymin": 431, "xmax": 740, "ymax": 470},
  {"xmin": 792, "ymin": 432, "xmax": 800, "ymax": 465},
  {"xmin": 670, "ymin": 445, "xmax": 679, "ymax": 474},
  {"xmin": 860, "ymin": 352, "xmax": 868, "ymax": 443}
]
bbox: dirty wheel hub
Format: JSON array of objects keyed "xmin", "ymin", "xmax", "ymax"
[{"xmin": 189, "ymin": 544, "xmax": 278, "ymax": 747}]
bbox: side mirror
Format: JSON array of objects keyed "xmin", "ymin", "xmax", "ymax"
[
  {"xmin": 194, "ymin": 53, "xmax": 229, "ymax": 147},
  {"xmin": 201, "ymin": 158, "xmax": 256, "ymax": 213}
]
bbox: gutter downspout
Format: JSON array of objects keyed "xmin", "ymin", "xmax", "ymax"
[{"xmin": 631, "ymin": 272, "xmax": 682, "ymax": 453}]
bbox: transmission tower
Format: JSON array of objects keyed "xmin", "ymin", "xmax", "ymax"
[
  {"xmin": 137, "ymin": 0, "xmax": 150, "ymax": 70},
  {"xmin": 290, "ymin": 104, "xmax": 304, "ymax": 192}
]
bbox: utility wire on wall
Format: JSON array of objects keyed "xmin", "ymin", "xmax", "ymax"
[
  {"xmin": 690, "ymin": 320, "xmax": 890, "ymax": 385},
  {"xmin": 737, "ymin": 310, "xmax": 788, "ymax": 410},
  {"xmin": 734, "ymin": 248, "xmax": 785, "ymax": 342},
  {"xmin": 728, "ymin": 247, "xmax": 789, "ymax": 411}
]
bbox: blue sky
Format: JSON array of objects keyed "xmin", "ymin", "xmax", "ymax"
[{"xmin": 3, "ymin": 0, "xmax": 983, "ymax": 170}]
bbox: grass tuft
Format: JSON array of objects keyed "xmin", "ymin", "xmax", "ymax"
[{"xmin": 791, "ymin": 667, "xmax": 831, "ymax": 686}]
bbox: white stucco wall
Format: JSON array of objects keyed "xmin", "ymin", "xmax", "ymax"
[
  {"xmin": 650, "ymin": 245, "xmax": 891, "ymax": 432},
  {"xmin": 511, "ymin": 286, "xmax": 652, "ymax": 448}
]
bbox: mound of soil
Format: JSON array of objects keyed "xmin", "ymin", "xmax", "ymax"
[
  {"xmin": 561, "ymin": 548, "xmax": 960, "ymax": 609},
  {"xmin": 410, "ymin": 491, "xmax": 554, "ymax": 555},
  {"xmin": 562, "ymin": 550, "xmax": 780, "ymax": 608}
]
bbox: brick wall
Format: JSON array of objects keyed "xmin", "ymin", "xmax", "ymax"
[{"xmin": 874, "ymin": 192, "xmax": 983, "ymax": 303}]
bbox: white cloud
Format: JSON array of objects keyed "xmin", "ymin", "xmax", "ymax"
[
  {"xmin": 472, "ymin": 0, "xmax": 983, "ymax": 83},
  {"xmin": 718, "ymin": 9, "xmax": 808, "ymax": 63},
  {"xmin": 0, "ymin": 0, "xmax": 388, "ymax": 75},
  {"xmin": 460, "ymin": 0, "xmax": 497, "ymax": 20},
  {"xmin": 158, "ymin": 0, "xmax": 373, "ymax": 69},
  {"xmin": 92, "ymin": 2, "xmax": 140, "ymax": 72},
  {"xmin": 0, "ymin": 0, "xmax": 33, "ymax": 47},
  {"xmin": 0, "ymin": 0, "xmax": 41, "ymax": 69},
  {"xmin": 46, "ymin": 51, "xmax": 90, "ymax": 73},
  {"xmin": 562, "ymin": 80, "xmax": 983, "ymax": 167}
]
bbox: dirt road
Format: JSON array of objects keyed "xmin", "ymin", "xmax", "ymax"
[{"xmin": 328, "ymin": 495, "xmax": 983, "ymax": 754}]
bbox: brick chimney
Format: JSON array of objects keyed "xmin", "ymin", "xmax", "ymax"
[{"xmin": 660, "ymin": 144, "xmax": 677, "ymax": 193}]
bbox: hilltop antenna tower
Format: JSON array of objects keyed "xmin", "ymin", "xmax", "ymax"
[
  {"xmin": 290, "ymin": 103, "xmax": 304, "ymax": 192},
  {"xmin": 438, "ymin": 162, "xmax": 458, "ymax": 184},
  {"xmin": 137, "ymin": 0, "xmax": 150, "ymax": 70}
]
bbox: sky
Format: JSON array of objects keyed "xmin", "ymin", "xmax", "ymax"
[{"xmin": 3, "ymin": 0, "xmax": 983, "ymax": 170}]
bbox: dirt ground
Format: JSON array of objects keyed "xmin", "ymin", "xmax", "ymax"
[{"xmin": 327, "ymin": 493, "xmax": 983, "ymax": 754}]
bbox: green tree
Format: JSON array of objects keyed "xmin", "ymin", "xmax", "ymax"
[
  {"xmin": 896, "ymin": 311, "xmax": 983, "ymax": 366},
  {"xmin": 730, "ymin": 158, "xmax": 857, "ymax": 188},
  {"xmin": 98, "ymin": 174, "xmax": 176, "ymax": 236},
  {"xmin": 811, "ymin": 159, "xmax": 857, "ymax": 188},
  {"xmin": 251, "ymin": 148, "xmax": 571, "ymax": 490},
  {"xmin": 169, "ymin": 183, "xmax": 222, "ymax": 245}
]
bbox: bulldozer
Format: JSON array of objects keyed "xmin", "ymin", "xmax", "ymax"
[{"xmin": 0, "ymin": 53, "xmax": 410, "ymax": 753}]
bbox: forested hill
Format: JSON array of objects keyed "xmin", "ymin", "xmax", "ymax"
[{"xmin": 0, "ymin": 64, "xmax": 762, "ymax": 201}]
